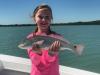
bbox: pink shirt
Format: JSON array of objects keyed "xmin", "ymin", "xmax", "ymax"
[{"xmin": 27, "ymin": 48, "xmax": 60, "ymax": 75}]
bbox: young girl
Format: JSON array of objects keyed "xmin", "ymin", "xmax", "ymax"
[{"xmin": 27, "ymin": 4, "xmax": 63, "ymax": 75}]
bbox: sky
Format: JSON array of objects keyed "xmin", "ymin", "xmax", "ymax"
[{"xmin": 0, "ymin": 0, "xmax": 100, "ymax": 25}]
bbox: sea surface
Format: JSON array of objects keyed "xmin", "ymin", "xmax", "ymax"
[{"xmin": 0, "ymin": 25, "xmax": 100, "ymax": 73}]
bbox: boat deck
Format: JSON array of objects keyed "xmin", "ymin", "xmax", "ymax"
[{"xmin": 0, "ymin": 54, "xmax": 100, "ymax": 75}]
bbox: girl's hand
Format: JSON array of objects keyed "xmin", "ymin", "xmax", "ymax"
[
  {"xmin": 48, "ymin": 41, "xmax": 61, "ymax": 55},
  {"xmin": 32, "ymin": 44, "xmax": 42, "ymax": 55}
]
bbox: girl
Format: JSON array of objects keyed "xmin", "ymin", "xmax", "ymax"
[{"xmin": 27, "ymin": 4, "xmax": 63, "ymax": 75}]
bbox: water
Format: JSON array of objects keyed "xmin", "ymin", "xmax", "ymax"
[{"xmin": 0, "ymin": 25, "xmax": 100, "ymax": 73}]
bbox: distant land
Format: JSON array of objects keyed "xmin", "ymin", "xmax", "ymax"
[
  {"xmin": 53, "ymin": 20, "xmax": 100, "ymax": 25},
  {"xmin": 0, "ymin": 20, "xmax": 100, "ymax": 27}
]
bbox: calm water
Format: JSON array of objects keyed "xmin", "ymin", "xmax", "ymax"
[{"xmin": 0, "ymin": 25, "xmax": 100, "ymax": 73}]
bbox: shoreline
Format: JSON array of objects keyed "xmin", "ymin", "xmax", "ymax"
[{"xmin": 0, "ymin": 20, "xmax": 100, "ymax": 27}]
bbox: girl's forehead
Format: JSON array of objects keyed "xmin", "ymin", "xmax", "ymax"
[{"xmin": 37, "ymin": 8, "xmax": 51, "ymax": 15}]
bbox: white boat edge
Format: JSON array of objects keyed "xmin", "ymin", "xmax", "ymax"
[{"xmin": 0, "ymin": 54, "xmax": 100, "ymax": 75}]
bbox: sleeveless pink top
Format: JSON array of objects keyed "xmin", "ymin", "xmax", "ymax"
[{"xmin": 27, "ymin": 48, "xmax": 59, "ymax": 75}]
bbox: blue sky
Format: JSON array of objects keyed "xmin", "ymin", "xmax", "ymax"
[{"xmin": 0, "ymin": 0, "xmax": 100, "ymax": 25}]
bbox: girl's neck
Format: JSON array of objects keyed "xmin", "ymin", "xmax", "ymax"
[{"xmin": 36, "ymin": 29, "xmax": 49, "ymax": 35}]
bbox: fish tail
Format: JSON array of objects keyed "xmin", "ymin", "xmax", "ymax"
[{"xmin": 74, "ymin": 44, "xmax": 84, "ymax": 55}]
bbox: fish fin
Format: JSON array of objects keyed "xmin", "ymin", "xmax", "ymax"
[{"xmin": 33, "ymin": 40, "xmax": 44, "ymax": 45}]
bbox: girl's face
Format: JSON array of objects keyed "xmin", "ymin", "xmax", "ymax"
[{"xmin": 34, "ymin": 8, "xmax": 52, "ymax": 31}]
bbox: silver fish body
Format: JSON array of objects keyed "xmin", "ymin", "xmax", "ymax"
[{"xmin": 18, "ymin": 35, "xmax": 84, "ymax": 55}]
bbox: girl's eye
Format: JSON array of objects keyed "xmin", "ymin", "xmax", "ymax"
[{"xmin": 38, "ymin": 15, "xmax": 50, "ymax": 20}]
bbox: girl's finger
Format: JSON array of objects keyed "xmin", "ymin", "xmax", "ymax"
[
  {"xmin": 32, "ymin": 44, "xmax": 40, "ymax": 50},
  {"xmin": 50, "ymin": 41, "xmax": 61, "ymax": 52},
  {"xmin": 55, "ymin": 41, "xmax": 61, "ymax": 51},
  {"xmin": 33, "ymin": 32, "xmax": 36, "ymax": 37}
]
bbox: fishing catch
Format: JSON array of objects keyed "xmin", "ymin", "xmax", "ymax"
[{"xmin": 18, "ymin": 35, "xmax": 84, "ymax": 55}]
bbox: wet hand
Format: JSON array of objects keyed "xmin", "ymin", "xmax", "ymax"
[{"xmin": 49, "ymin": 41, "xmax": 61, "ymax": 55}]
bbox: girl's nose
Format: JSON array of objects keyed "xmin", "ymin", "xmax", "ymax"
[{"xmin": 42, "ymin": 18, "xmax": 46, "ymax": 21}]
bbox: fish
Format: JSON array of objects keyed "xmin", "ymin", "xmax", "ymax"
[{"xmin": 18, "ymin": 35, "xmax": 84, "ymax": 55}]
